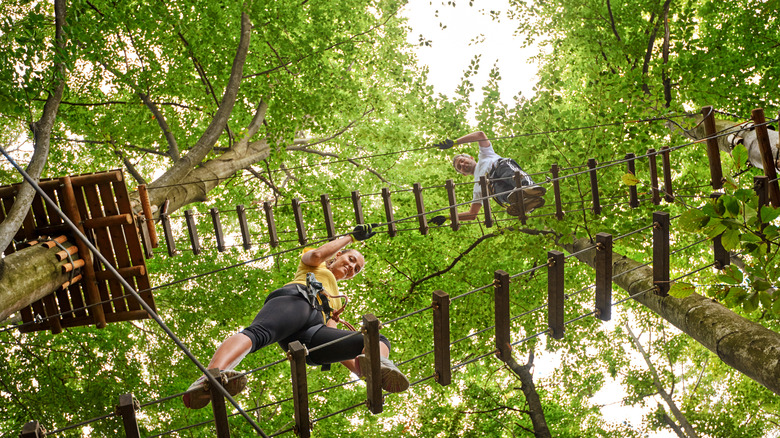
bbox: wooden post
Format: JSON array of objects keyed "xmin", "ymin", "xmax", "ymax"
[
  {"xmin": 291, "ymin": 198, "xmax": 308, "ymax": 246},
  {"xmin": 432, "ymin": 290, "xmax": 451, "ymax": 386},
  {"xmin": 701, "ymin": 106, "xmax": 724, "ymax": 190},
  {"xmin": 351, "ymin": 190, "xmax": 365, "ymax": 226},
  {"xmin": 211, "ymin": 208, "xmax": 226, "ymax": 252},
  {"xmin": 137, "ymin": 184, "xmax": 158, "ymax": 248},
  {"xmin": 648, "ymin": 149, "xmax": 661, "ymax": 205},
  {"xmin": 208, "ymin": 368, "xmax": 231, "ymax": 438},
  {"xmin": 362, "ymin": 314, "xmax": 383, "ymax": 414},
  {"xmin": 82, "ymin": 213, "xmax": 133, "ymax": 228},
  {"xmin": 445, "ymin": 179, "xmax": 460, "ymax": 231},
  {"xmin": 236, "ymin": 204, "xmax": 252, "ymax": 250},
  {"xmin": 595, "ymin": 233, "xmax": 613, "ymax": 321},
  {"xmin": 625, "ymin": 153, "xmax": 639, "ymax": 208},
  {"xmin": 548, "ymin": 251, "xmax": 565, "ymax": 339},
  {"xmin": 653, "ymin": 211, "xmax": 670, "ymax": 296},
  {"xmin": 479, "ymin": 176, "xmax": 492, "ymax": 228},
  {"xmin": 513, "ymin": 171, "xmax": 528, "ymax": 225},
  {"xmin": 320, "ymin": 194, "xmax": 337, "ymax": 241},
  {"xmin": 660, "ymin": 146, "xmax": 674, "ymax": 202},
  {"xmin": 263, "ymin": 201, "xmax": 279, "ymax": 248},
  {"xmin": 751, "ymin": 108, "xmax": 780, "ymax": 207},
  {"xmin": 60, "ymin": 176, "xmax": 107, "ymax": 328},
  {"xmin": 116, "ymin": 393, "xmax": 141, "ymax": 438},
  {"xmin": 494, "ymin": 270, "xmax": 511, "ymax": 360},
  {"xmin": 588, "ymin": 158, "xmax": 601, "ymax": 215},
  {"xmin": 755, "ymin": 176, "xmax": 769, "ymax": 232},
  {"xmin": 136, "ymin": 216, "xmax": 154, "ymax": 259},
  {"xmin": 710, "ymin": 193, "xmax": 730, "ymax": 270},
  {"xmin": 184, "ymin": 210, "xmax": 201, "ymax": 256},
  {"xmin": 381, "ymin": 188, "xmax": 397, "ymax": 238},
  {"xmin": 288, "ymin": 341, "xmax": 311, "ymax": 438},
  {"xmin": 551, "ymin": 164, "xmax": 564, "ymax": 220},
  {"xmin": 413, "ymin": 183, "xmax": 429, "ymax": 235},
  {"xmin": 160, "ymin": 203, "xmax": 177, "ymax": 257},
  {"xmin": 20, "ymin": 421, "xmax": 47, "ymax": 438}
]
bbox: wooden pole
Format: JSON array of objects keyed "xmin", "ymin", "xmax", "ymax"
[
  {"xmin": 184, "ymin": 210, "xmax": 201, "ymax": 256},
  {"xmin": 660, "ymin": 146, "xmax": 674, "ymax": 202},
  {"xmin": 381, "ymin": 188, "xmax": 398, "ymax": 238},
  {"xmin": 432, "ymin": 290, "xmax": 451, "ymax": 386},
  {"xmin": 211, "ymin": 208, "xmax": 226, "ymax": 252},
  {"xmin": 653, "ymin": 211, "xmax": 670, "ymax": 296},
  {"xmin": 548, "ymin": 251, "xmax": 565, "ymax": 339},
  {"xmin": 60, "ymin": 176, "xmax": 107, "ymax": 328},
  {"xmin": 288, "ymin": 341, "xmax": 311, "ymax": 438},
  {"xmin": 595, "ymin": 233, "xmax": 613, "ymax": 321},
  {"xmin": 351, "ymin": 190, "xmax": 365, "ymax": 226},
  {"xmin": 137, "ymin": 184, "xmax": 158, "ymax": 248},
  {"xmin": 20, "ymin": 421, "xmax": 47, "ymax": 438},
  {"xmin": 710, "ymin": 193, "xmax": 730, "ymax": 270},
  {"xmin": 701, "ymin": 106, "xmax": 724, "ymax": 190},
  {"xmin": 413, "ymin": 183, "xmax": 429, "ymax": 235},
  {"xmin": 551, "ymin": 164, "xmax": 564, "ymax": 220},
  {"xmin": 513, "ymin": 171, "xmax": 528, "ymax": 225},
  {"xmin": 445, "ymin": 179, "xmax": 461, "ymax": 231},
  {"xmin": 291, "ymin": 198, "xmax": 308, "ymax": 246},
  {"xmin": 236, "ymin": 204, "xmax": 252, "ymax": 250},
  {"xmin": 116, "ymin": 393, "xmax": 141, "ymax": 438},
  {"xmin": 751, "ymin": 108, "xmax": 780, "ymax": 207},
  {"xmin": 494, "ymin": 270, "xmax": 511, "ymax": 360},
  {"xmin": 479, "ymin": 176, "xmax": 492, "ymax": 228},
  {"xmin": 320, "ymin": 194, "xmax": 337, "ymax": 241},
  {"xmin": 648, "ymin": 149, "xmax": 661, "ymax": 205},
  {"xmin": 208, "ymin": 368, "xmax": 231, "ymax": 438},
  {"xmin": 362, "ymin": 314, "xmax": 383, "ymax": 414},
  {"xmin": 263, "ymin": 201, "xmax": 279, "ymax": 248}
]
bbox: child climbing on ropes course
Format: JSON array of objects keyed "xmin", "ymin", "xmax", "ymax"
[
  {"xmin": 183, "ymin": 224, "xmax": 409, "ymax": 409},
  {"xmin": 430, "ymin": 131, "xmax": 546, "ymax": 225}
]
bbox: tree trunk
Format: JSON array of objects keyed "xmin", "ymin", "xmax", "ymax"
[
  {"xmin": 563, "ymin": 237, "xmax": 780, "ymax": 395},
  {"xmin": 0, "ymin": 243, "xmax": 72, "ymax": 322}
]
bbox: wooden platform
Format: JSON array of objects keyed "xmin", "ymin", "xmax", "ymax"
[{"xmin": 0, "ymin": 169, "xmax": 155, "ymax": 333}]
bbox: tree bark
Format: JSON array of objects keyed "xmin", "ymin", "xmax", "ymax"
[
  {"xmin": 563, "ymin": 236, "xmax": 780, "ymax": 395},
  {"xmin": 504, "ymin": 351, "xmax": 552, "ymax": 438},
  {"xmin": 0, "ymin": 243, "xmax": 72, "ymax": 322}
]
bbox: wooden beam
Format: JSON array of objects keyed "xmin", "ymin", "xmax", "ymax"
[
  {"xmin": 548, "ymin": 251, "xmax": 565, "ymax": 339},
  {"xmin": 137, "ymin": 184, "xmax": 158, "ymax": 248},
  {"xmin": 445, "ymin": 179, "xmax": 460, "ymax": 231},
  {"xmin": 653, "ymin": 211, "xmax": 670, "ymax": 296},
  {"xmin": 648, "ymin": 148, "xmax": 661, "ymax": 205},
  {"xmin": 288, "ymin": 341, "xmax": 311, "ymax": 438},
  {"xmin": 236, "ymin": 204, "xmax": 252, "ymax": 250},
  {"xmin": 362, "ymin": 314, "xmax": 383, "ymax": 414},
  {"xmin": 432, "ymin": 290, "xmax": 451, "ymax": 386},
  {"xmin": 291, "ymin": 198, "xmax": 308, "ymax": 246},
  {"xmin": 494, "ymin": 270, "xmax": 511, "ymax": 360},
  {"xmin": 751, "ymin": 108, "xmax": 780, "ymax": 207},
  {"xmin": 263, "ymin": 201, "xmax": 279, "ymax": 248},
  {"xmin": 660, "ymin": 146, "xmax": 674, "ymax": 202},
  {"xmin": 211, "ymin": 208, "xmax": 226, "ymax": 252},
  {"xmin": 413, "ymin": 183, "xmax": 429, "ymax": 235},
  {"xmin": 381, "ymin": 188, "xmax": 398, "ymax": 238},
  {"xmin": 551, "ymin": 164, "xmax": 564, "ymax": 220},
  {"xmin": 184, "ymin": 210, "xmax": 201, "ymax": 256},
  {"xmin": 479, "ymin": 176, "xmax": 492, "ymax": 228},
  {"xmin": 116, "ymin": 394, "xmax": 141, "ymax": 438},
  {"xmin": 208, "ymin": 368, "xmax": 231, "ymax": 438},
  {"xmin": 701, "ymin": 106, "xmax": 723, "ymax": 190},
  {"xmin": 595, "ymin": 233, "xmax": 613, "ymax": 321},
  {"xmin": 625, "ymin": 153, "xmax": 639, "ymax": 208},
  {"xmin": 351, "ymin": 190, "xmax": 365, "ymax": 226},
  {"xmin": 320, "ymin": 194, "xmax": 337, "ymax": 241}
]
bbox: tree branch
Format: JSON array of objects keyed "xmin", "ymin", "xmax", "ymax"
[
  {"xmin": 504, "ymin": 349, "xmax": 552, "ymax": 438},
  {"xmin": 0, "ymin": 0, "xmax": 67, "ymax": 252},
  {"xmin": 138, "ymin": 92, "xmax": 180, "ymax": 161},
  {"xmin": 114, "ymin": 148, "xmax": 147, "ymax": 185},
  {"xmin": 625, "ymin": 324, "xmax": 699, "ymax": 437}
]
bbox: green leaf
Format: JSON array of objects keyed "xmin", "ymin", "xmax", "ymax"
[
  {"xmin": 669, "ymin": 282, "xmax": 695, "ymax": 298},
  {"xmin": 743, "ymin": 292, "xmax": 759, "ymax": 312},
  {"xmin": 678, "ymin": 209, "xmax": 709, "ymax": 232},
  {"xmin": 760, "ymin": 206, "xmax": 780, "ymax": 223},
  {"xmin": 732, "ymin": 144, "xmax": 748, "ymax": 168},
  {"xmin": 721, "ymin": 195, "xmax": 740, "ymax": 217},
  {"xmin": 621, "ymin": 173, "xmax": 640, "ymax": 186},
  {"xmin": 717, "ymin": 265, "xmax": 743, "ymax": 285},
  {"xmin": 753, "ymin": 280, "xmax": 772, "ymax": 292},
  {"xmin": 721, "ymin": 229, "xmax": 740, "ymax": 251}
]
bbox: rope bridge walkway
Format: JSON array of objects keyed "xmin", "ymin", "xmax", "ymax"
[{"xmin": 2, "ymin": 106, "xmax": 779, "ymax": 437}]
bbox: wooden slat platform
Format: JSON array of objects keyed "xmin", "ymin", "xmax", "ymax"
[{"xmin": 0, "ymin": 169, "xmax": 155, "ymax": 333}]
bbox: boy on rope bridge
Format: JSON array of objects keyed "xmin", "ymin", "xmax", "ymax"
[
  {"xmin": 182, "ymin": 224, "xmax": 409, "ymax": 409},
  {"xmin": 430, "ymin": 131, "xmax": 546, "ymax": 225}
]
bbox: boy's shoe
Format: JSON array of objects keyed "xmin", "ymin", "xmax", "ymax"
[
  {"xmin": 182, "ymin": 370, "xmax": 248, "ymax": 409},
  {"xmin": 508, "ymin": 185, "xmax": 547, "ymax": 203},
  {"xmin": 506, "ymin": 196, "xmax": 545, "ymax": 217},
  {"xmin": 357, "ymin": 355, "xmax": 410, "ymax": 393}
]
